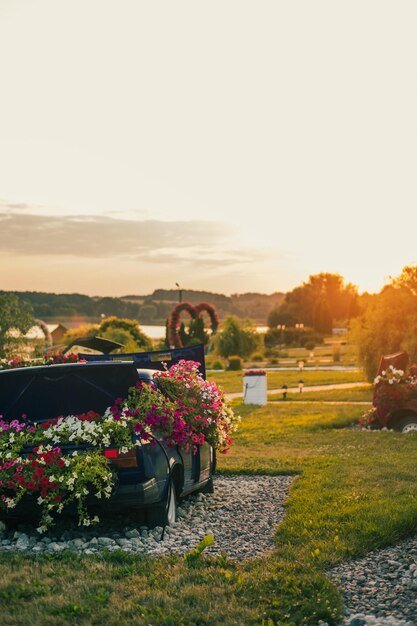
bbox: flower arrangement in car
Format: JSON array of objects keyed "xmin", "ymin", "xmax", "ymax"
[
  {"xmin": 0, "ymin": 352, "xmax": 79, "ymax": 370},
  {"xmin": 359, "ymin": 364, "xmax": 417, "ymax": 428},
  {"xmin": 0, "ymin": 360, "xmax": 240, "ymax": 532}
]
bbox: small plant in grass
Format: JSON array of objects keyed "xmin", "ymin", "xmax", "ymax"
[{"xmin": 184, "ymin": 534, "xmax": 215, "ymax": 563}]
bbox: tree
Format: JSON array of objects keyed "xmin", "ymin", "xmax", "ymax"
[
  {"xmin": 0, "ymin": 294, "xmax": 35, "ymax": 357},
  {"xmin": 272, "ymin": 273, "xmax": 360, "ymax": 332},
  {"xmin": 267, "ymin": 307, "xmax": 296, "ymax": 328},
  {"xmin": 313, "ymin": 298, "xmax": 333, "ymax": 334},
  {"xmin": 390, "ymin": 265, "xmax": 417, "ymax": 295},
  {"xmin": 215, "ymin": 316, "xmax": 260, "ymax": 358},
  {"xmin": 351, "ymin": 266, "xmax": 417, "ymax": 381},
  {"xmin": 139, "ymin": 304, "xmax": 158, "ymax": 323}
]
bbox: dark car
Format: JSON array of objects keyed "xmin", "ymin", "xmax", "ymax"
[{"xmin": 0, "ymin": 345, "xmax": 215, "ymax": 527}]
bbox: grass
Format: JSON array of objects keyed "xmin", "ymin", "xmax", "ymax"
[
  {"xmin": 1, "ymin": 400, "xmax": 417, "ymax": 625},
  {"xmin": 209, "ymin": 369, "xmax": 365, "ymax": 394},
  {"xmin": 268, "ymin": 384, "xmax": 373, "ymax": 403}
]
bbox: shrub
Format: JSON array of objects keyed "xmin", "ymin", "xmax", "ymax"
[
  {"xmin": 227, "ymin": 356, "xmax": 242, "ymax": 370},
  {"xmin": 210, "ymin": 359, "xmax": 225, "ymax": 370},
  {"xmin": 98, "ymin": 316, "xmax": 152, "ymax": 351},
  {"xmin": 304, "ymin": 340, "xmax": 316, "ymax": 351},
  {"xmin": 299, "ymin": 332, "xmax": 323, "ymax": 348},
  {"xmin": 63, "ymin": 324, "xmax": 100, "ymax": 345},
  {"xmin": 251, "ymin": 352, "xmax": 264, "ymax": 362},
  {"xmin": 215, "ymin": 316, "xmax": 260, "ymax": 358}
]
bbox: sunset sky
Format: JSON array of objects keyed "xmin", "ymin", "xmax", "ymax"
[{"xmin": 1, "ymin": 1, "xmax": 416, "ymax": 297}]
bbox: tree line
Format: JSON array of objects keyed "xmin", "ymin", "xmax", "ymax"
[
  {"xmin": 3, "ymin": 267, "xmax": 417, "ymax": 380},
  {"xmin": 0, "ymin": 290, "xmax": 285, "ymax": 325}
]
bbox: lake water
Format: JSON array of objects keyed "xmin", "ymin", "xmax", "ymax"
[
  {"xmin": 141, "ymin": 325, "xmax": 267, "ymax": 340},
  {"xmin": 141, "ymin": 325, "xmax": 166, "ymax": 339}
]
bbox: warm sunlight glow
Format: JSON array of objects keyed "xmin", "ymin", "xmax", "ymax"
[{"xmin": 1, "ymin": 1, "xmax": 416, "ymax": 296}]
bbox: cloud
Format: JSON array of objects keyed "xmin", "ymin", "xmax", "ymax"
[
  {"xmin": 0, "ymin": 211, "xmax": 262, "ymax": 268},
  {"xmin": 0, "ymin": 200, "xmax": 32, "ymax": 211},
  {"xmin": 137, "ymin": 246, "xmax": 266, "ymax": 267}
]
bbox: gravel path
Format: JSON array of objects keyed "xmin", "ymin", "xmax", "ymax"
[
  {"xmin": 0, "ymin": 475, "xmax": 293, "ymax": 561},
  {"xmin": 328, "ymin": 535, "xmax": 417, "ymax": 626}
]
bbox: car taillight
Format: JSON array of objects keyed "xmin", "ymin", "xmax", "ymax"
[{"xmin": 103, "ymin": 448, "xmax": 138, "ymax": 468}]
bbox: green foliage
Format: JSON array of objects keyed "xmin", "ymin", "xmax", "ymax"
[
  {"xmin": 0, "ymin": 291, "xmax": 146, "ymax": 320},
  {"xmin": 304, "ymin": 340, "xmax": 316, "ymax": 351},
  {"xmin": 227, "ymin": 356, "xmax": 242, "ymax": 371},
  {"xmin": 98, "ymin": 316, "xmax": 153, "ymax": 351},
  {"xmin": 352, "ymin": 266, "xmax": 417, "ymax": 380},
  {"xmin": 63, "ymin": 323, "xmax": 99, "ymax": 345},
  {"xmin": 1, "ymin": 289, "xmax": 286, "ymax": 325},
  {"xmin": 138, "ymin": 303, "xmax": 157, "ymax": 323},
  {"xmin": 264, "ymin": 327, "xmax": 321, "ymax": 349},
  {"xmin": 62, "ymin": 317, "xmax": 153, "ymax": 353},
  {"xmin": 215, "ymin": 316, "xmax": 260, "ymax": 358},
  {"xmin": 267, "ymin": 307, "xmax": 295, "ymax": 328},
  {"xmin": 99, "ymin": 327, "xmax": 141, "ymax": 353},
  {"xmin": 273, "ymin": 273, "xmax": 360, "ymax": 333},
  {"xmin": 313, "ymin": 298, "xmax": 332, "ymax": 334},
  {"xmin": 208, "ymin": 359, "xmax": 225, "ymax": 370},
  {"xmin": 184, "ymin": 534, "xmax": 215, "ymax": 563},
  {"xmin": 0, "ymin": 294, "xmax": 34, "ymax": 357},
  {"xmin": 178, "ymin": 317, "xmax": 208, "ymax": 347}
]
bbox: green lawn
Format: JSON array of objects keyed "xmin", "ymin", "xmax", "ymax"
[
  {"xmin": 268, "ymin": 384, "xmax": 372, "ymax": 403},
  {"xmin": 1, "ymin": 402, "xmax": 417, "ymax": 625},
  {"xmin": 209, "ymin": 369, "xmax": 365, "ymax": 394}
]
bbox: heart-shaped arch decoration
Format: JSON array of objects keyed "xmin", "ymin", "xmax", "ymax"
[{"xmin": 168, "ymin": 302, "xmax": 219, "ymax": 348}]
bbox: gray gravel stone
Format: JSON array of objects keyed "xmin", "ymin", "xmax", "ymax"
[
  {"xmin": 97, "ymin": 537, "xmax": 115, "ymax": 547},
  {"xmin": 125, "ymin": 528, "xmax": 140, "ymax": 539},
  {"xmin": 0, "ymin": 475, "xmax": 292, "ymax": 562},
  {"xmin": 329, "ymin": 535, "xmax": 417, "ymax": 625}
]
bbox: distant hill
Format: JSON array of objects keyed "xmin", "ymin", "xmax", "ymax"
[{"xmin": 2, "ymin": 289, "xmax": 285, "ymax": 325}]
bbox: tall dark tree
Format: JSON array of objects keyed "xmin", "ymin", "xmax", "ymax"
[
  {"xmin": 271, "ymin": 273, "xmax": 359, "ymax": 332},
  {"xmin": 313, "ymin": 298, "xmax": 333, "ymax": 334}
]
